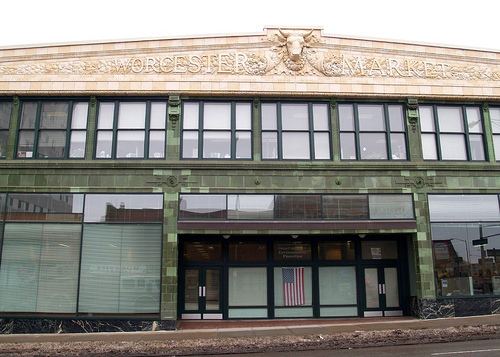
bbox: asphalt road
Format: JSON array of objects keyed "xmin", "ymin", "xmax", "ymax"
[{"xmin": 210, "ymin": 338, "xmax": 500, "ymax": 357}]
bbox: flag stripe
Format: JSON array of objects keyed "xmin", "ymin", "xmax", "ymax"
[{"xmin": 282, "ymin": 267, "xmax": 305, "ymax": 306}]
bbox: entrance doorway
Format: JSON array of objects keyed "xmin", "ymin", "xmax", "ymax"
[{"xmin": 178, "ymin": 235, "xmax": 409, "ymax": 319}]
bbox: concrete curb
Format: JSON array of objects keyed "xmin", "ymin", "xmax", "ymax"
[{"xmin": 0, "ymin": 315, "xmax": 499, "ymax": 344}]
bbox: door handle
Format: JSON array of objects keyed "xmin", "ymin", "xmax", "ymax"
[
  {"xmin": 382, "ymin": 284, "xmax": 386, "ymax": 294},
  {"xmin": 202, "ymin": 286, "xmax": 206, "ymax": 297},
  {"xmin": 378, "ymin": 284, "xmax": 382, "ymax": 294},
  {"xmin": 199, "ymin": 286, "xmax": 203, "ymax": 297}
]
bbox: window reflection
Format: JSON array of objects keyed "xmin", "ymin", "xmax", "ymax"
[
  {"xmin": 5, "ymin": 193, "xmax": 83, "ymax": 222},
  {"xmin": 84, "ymin": 194, "xmax": 163, "ymax": 222}
]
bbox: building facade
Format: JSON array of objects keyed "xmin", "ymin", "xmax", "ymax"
[{"xmin": 0, "ymin": 27, "xmax": 499, "ymax": 333}]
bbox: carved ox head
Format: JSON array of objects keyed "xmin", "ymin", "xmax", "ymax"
[{"xmin": 276, "ymin": 29, "xmax": 314, "ymax": 62}]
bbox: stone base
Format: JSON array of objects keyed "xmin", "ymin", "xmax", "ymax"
[
  {"xmin": 0, "ymin": 318, "xmax": 176, "ymax": 334},
  {"xmin": 411, "ymin": 296, "xmax": 500, "ymax": 319}
]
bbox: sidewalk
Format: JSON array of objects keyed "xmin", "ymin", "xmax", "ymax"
[{"xmin": 1, "ymin": 314, "xmax": 499, "ymax": 344}]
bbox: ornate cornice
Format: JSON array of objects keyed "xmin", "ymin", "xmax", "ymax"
[{"xmin": 1, "ymin": 29, "xmax": 498, "ymax": 81}]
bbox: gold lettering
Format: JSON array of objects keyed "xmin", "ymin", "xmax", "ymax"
[
  {"xmin": 188, "ymin": 55, "xmax": 203, "ymax": 73},
  {"xmin": 131, "ymin": 58, "xmax": 144, "ymax": 73}
]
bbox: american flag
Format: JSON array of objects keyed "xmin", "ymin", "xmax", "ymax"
[{"xmin": 282, "ymin": 267, "xmax": 305, "ymax": 306}]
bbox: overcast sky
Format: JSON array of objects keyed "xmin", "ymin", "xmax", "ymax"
[{"xmin": 0, "ymin": 0, "xmax": 498, "ymax": 50}]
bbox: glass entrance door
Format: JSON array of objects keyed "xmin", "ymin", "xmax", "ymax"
[
  {"xmin": 363, "ymin": 266, "xmax": 402, "ymax": 317},
  {"xmin": 181, "ymin": 267, "xmax": 222, "ymax": 319}
]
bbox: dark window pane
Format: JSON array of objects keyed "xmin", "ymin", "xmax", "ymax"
[
  {"xmin": 318, "ymin": 241, "xmax": 355, "ymax": 260},
  {"xmin": 229, "ymin": 241, "xmax": 267, "ymax": 262},
  {"xmin": 17, "ymin": 131, "xmax": 34, "ymax": 158},
  {"xmin": 0, "ymin": 131, "xmax": 8, "ymax": 158},
  {"xmin": 469, "ymin": 134, "xmax": 485, "ymax": 161},
  {"xmin": 235, "ymin": 131, "xmax": 251, "ymax": 159},
  {"xmin": 282, "ymin": 132, "xmax": 310, "ymax": 159},
  {"xmin": 179, "ymin": 194, "xmax": 226, "ymax": 220},
  {"xmin": 281, "ymin": 104, "xmax": 309, "ymax": 130},
  {"xmin": 369, "ymin": 195, "xmax": 413, "ymax": 219},
  {"xmin": 37, "ymin": 130, "xmax": 66, "ymax": 158},
  {"xmin": 388, "ymin": 105, "xmax": 404, "ymax": 131},
  {"xmin": 340, "ymin": 133, "xmax": 356, "ymax": 160},
  {"xmin": 338, "ymin": 104, "xmax": 354, "ymax": 131},
  {"xmin": 262, "ymin": 132, "xmax": 277, "ymax": 159},
  {"xmin": 359, "ymin": 133, "xmax": 387, "ymax": 159},
  {"xmin": 149, "ymin": 131, "xmax": 165, "ymax": 158},
  {"xmin": 182, "ymin": 131, "xmax": 198, "ymax": 158},
  {"xmin": 116, "ymin": 131, "xmax": 145, "ymax": 158},
  {"xmin": 96, "ymin": 131, "xmax": 112, "ymax": 159},
  {"xmin": 40, "ymin": 102, "xmax": 69, "ymax": 129},
  {"xmin": 273, "ymin": 241, "xmax": 311, "ymax": 261},
  {"xmin": 203, "ymin": 131, "xmax": 231, "ymax": 159},
  {"xmin": 358, "ymin": 105, "xmax": 385, "ymax": 131},
  {"xmin": 227, "ymin": 195, "xmax": 274, "ymax": 219},
  {"xmin": 0, "ymin": 102, "xmax": 12, "ymax": 129},
  {"xmin": 5, "ymin": 193, "xmax": 83, "ymax": 222},
  {"xmin": 390, "ymin": 133, "xmax": 407, "ymax": 160},
  {"xmin": 261, "ymin": 103, "xmax": 277, "ymax": 130},
  {"xmin": 275, "ymin": 195, "xmax": 321, "ymax": 219},
  {"xmin": 183, "ymin": 241, "xmax": 222, "ymax": 262},
  {"xmin": 361, "ymin": 241, "xmax": 398, "ymax": 259},
  {"xmin": 322, "ymin": 195, "xmax": 369, "ymax": 220},
  {"xmin": 84, "ymin": 194, "xmax": 163, "ymax": 223},
  {"xmin": 69, "ymin": 131, "xmax": 86, "ymax": 158},
  {"xmin": 20, "ymin": 102, "xmax": 38, "ymax": 129}
]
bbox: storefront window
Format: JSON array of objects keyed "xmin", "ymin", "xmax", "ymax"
[
  {"xmin": 274, "ymin": 266, "xmax": 313, "ymax": 317},
  {"xmin": 227, "ymin": 195, "xmax": 274, "ymax": 220},
  {"xmin": 361, "ymin": 241, "xmax": 398, "ymax": 260},
  {"xmin": 318, "ymin": 266, "xmax": 358, "ymax": 317},
  {"xmin": 273, "ymin": 241, "xmax": 311, "ymax": 261},
  {"xmin": 183, "ymin": 241, "xmax": 222, "ymax": 262},
  {"xmin": 318, "ymin": 241, "xmax": 355, "ymax": 260},
  {"xmin": 228, "ymin": 267, "xmax": 267, "ymax": 318},
  {"xmin": 322, "ymin": 195, "xmax": 368, "ymax": 220},
  {"xmin": 229, "ymin": 241, "xmax": 267, "ymax": 262}
]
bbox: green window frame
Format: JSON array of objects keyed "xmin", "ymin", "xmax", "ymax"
[
  {"xmin": 489, "ymin": 107, "xmax": 500, "ymax": 161},
  {"xmin": 181, "ymin": 100, "xmax": 252, "ymax": 160},
  {"xmin": 419, "ymin": 104, "xmax": 485, "ymax": 161},
  {"xmin": 16, "ymin": 100, "xmax": 89, "ymax": 159},
  {"xmin": 338, "ymin": 103, "xmax": 407, "ymax": 161},
  {"xmin": 0, "ymin": 101, "xmax": 12, "ymax": 158},
  {"xmin": 261, "ymin": 101, "xmax": 331, "ymax": 160},
  {"xmin": 95, "ymin": 100, "xmax": 167, "ymax": 159}
]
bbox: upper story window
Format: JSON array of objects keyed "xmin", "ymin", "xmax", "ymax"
[
  {"xmin": 339, "ymin": 103, "xmax": 407, "ymax": 160},
  {"xmin": 17, "ymin": 100, "xmax": 88, "ymax": 159},
  {"xmin": 419, "ymin": 105, "xmax": 485, "ymax": 161},
  {"xmin": 0, "ymin": 101, "xmax": 12, "ymax": 158},
  {"xmin": 490, "ymin": 107, "xmax": 500, "ymax": 161},
  {"xmin": 96, "ymin": 100, "xmax": 167, "ymax": 159},
  {"xmin": 261, "ymin": 102, "xmax": 331, "ymax": 160},
  {"xmin": 181, "ymin": 101, "xmax": 252, "ymax": 159}
]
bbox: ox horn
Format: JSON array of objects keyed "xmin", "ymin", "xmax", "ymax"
[
  {"xmin": 278, "ymin": 28, "xmax": 290, "ymax": 39},
  {"xmin": 303, "ymin": 29, "xmax": 314, "ymax": 42}
]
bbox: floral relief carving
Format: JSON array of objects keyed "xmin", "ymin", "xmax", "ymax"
[{"xmin": 0, "ymin": 29, "xmax": 499, "ymax": 81}]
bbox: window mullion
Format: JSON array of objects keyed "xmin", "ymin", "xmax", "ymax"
[
  {"xmin": 277, "ymin": 102, "xmax": 283, "ymax": 160},
  {"xmin": 308, "ymin": 103, "xmax": 315, "ymax": 160},
  {"xmin": 111, "ymin": 101, "xmax": 119, "ymax": 159},
  {"xmin": 145, "ymin": 101, "xmax": 151, "ymax": 159},
  {"xmin": 383, "ymin": 104, "xmax": 392, "ymax": 160},
  {"xmin": 353, "ymin": 104, "xmax": 360, "ymax": 160},
  {"xmin": 65, "ymin": 101, "xmax": 74, "ymax": 159},
  {"xmin": 433, "ymin": 105, "xmax": 442, "ymax": 160},
  {"xmin": 231, "ymin": 102, "xmax": 236, "ymax": 159},
  {"xmin": 198, "ymin": 101, "xmax": 204, "ymax": 159},
  {"xmin": 462, "ymin": 106, "xmax": 472, "ymax": 161}
]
